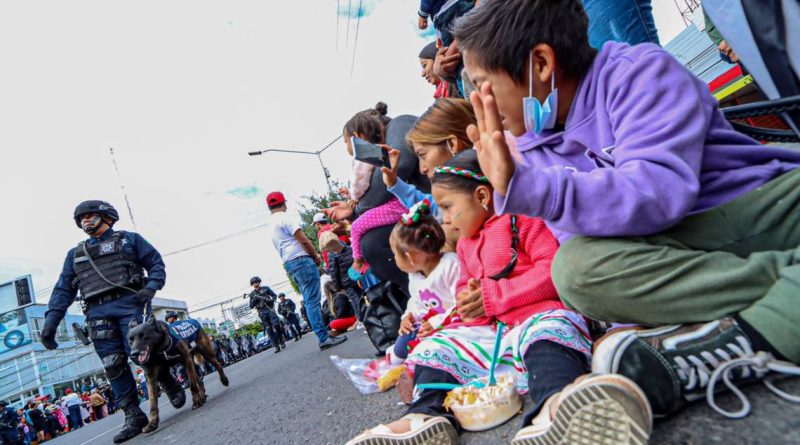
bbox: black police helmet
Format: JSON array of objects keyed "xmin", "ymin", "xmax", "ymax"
[
  {"xmin": 250, "ymin": 276, "xmax": 261, "ymax": 285},
  {"xmin": 165, "ymin": 311, "xmax": 179, "ymax": 321},
  {"xmin": 74, "ymin": 200, "xmax": 119, "ymax": 228}
]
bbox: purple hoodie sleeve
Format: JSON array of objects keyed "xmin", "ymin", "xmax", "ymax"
[{"xmin": 497, "ymin": 49, "xmax": 710, "ymax": 237}]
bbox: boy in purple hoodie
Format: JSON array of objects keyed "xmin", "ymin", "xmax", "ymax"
[{"xmin": 455, "ymin": 0, "xmax": 800, "ymax": 436}]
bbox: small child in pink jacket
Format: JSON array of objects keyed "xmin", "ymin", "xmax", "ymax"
[{"xmin": 342, "ymin": 136, "xmax": 407, "ymax": 272}]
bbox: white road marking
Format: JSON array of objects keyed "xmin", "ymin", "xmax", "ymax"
[{"xmin": 78, "ymin": 401, "xmax": 170, "ymax": 445}]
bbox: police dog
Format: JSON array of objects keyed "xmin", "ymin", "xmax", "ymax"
[{"xmin": 128, "ymin": 316, "xmax": 229, "ymax": 433}]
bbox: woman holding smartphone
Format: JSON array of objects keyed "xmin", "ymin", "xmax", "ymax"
[{"xmin": 325, "ymin": 102, "xmax": 429, "ymax": 288}]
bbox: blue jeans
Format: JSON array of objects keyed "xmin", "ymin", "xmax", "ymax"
[
  {"xmin": 582, "ymin": 0, "xmax": 660, "ymax": 49},
  {"xmin": 68, "ymin": 405, "xmax": 83, "ymax": 429},
  {"xmin": 285, "ymin": 256, "xmax": 328, "ymax": 343}
]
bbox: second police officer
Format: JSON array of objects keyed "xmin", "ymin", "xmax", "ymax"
[
  {"xmin": 40, "ymin": 200, "xmax": 183, "ymax": 443},
  {"xmin": 277, "ymin": 293, "xmax": 302, "ymax": 342},
  {"xmin": 248, "ymin": 277, "xmax": 286, "ymax": 353}
]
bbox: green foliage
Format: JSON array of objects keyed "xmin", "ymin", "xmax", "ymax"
[
  {"xmin": 296, "ymin": 179, "xmax": 348, "ymax": 251},
  {"xmin": 205, "ymin": 328, "xmax": 219, "ymax": 338},
  {"xmin": 236, "ymin": 321, "xmax": 264, "ymax": 337}
]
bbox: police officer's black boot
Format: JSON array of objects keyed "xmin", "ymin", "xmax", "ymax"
[
  {"xmin": 266, "ymin": 327, "xmax": 281, "ymax": 353},
  {"xmin": 113, "ymin": 395, "xmax": 148, "ymax": 443},
  {"xmin": 158, "ymin": 368, "xmax": 186, "ymax": 409}
]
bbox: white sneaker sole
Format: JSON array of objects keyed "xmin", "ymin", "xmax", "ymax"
[
  {"xmin": 345, "ymin": 419, "xmax": 458, "ymax": 445},
  {"xmin": 592, "ymin": 325, "xmax": 682, "ymax": 374},
  {"xmin": 512, "ymin": 382, "xmax": 651, "ymax": 445}
]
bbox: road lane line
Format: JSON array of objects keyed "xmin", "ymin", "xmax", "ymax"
[{"xmin": 79, "ymin": 401, "xmax": 169, "ymax": 445}]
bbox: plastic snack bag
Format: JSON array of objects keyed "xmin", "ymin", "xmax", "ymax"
[{"xmin": 330, "ymin": 355, "xmax": 404, "ymax": 395}]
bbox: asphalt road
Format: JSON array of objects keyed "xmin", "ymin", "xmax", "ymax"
[{"xmin": 50, "ymin": 329, "xmax": 800, "ymax": 445}]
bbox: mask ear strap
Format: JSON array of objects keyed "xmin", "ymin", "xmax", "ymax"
[
  {"xmin": 529, "ymin": 50, "xmax": 534, "ymax": 97},
  {"xmin": 550, "ymin": 59, "xmax": 556, "ymax": 91}
]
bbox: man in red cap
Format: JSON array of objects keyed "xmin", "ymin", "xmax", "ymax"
[{"xmin": 266, "ymin": 191, "xmax": 347, "ymax": 350}]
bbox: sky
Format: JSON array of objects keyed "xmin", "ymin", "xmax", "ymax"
[{"xmin": 0, "ymin": 1, "xmax": 686, "ymax": 322}]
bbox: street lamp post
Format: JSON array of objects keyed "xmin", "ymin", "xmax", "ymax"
[{"xmin": 248, "ymin": 135, "xmax": 342, "ymax": 194}]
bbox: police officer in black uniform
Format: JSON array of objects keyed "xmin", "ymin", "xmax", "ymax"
[
  {"xmin": 277, "ymin": 293, "xmax": 302, "ymax": 342},
  {"xmin": 165, "ymin": 310, "xmax": 179, "ymax": 324},
  {"xmin": 0, "ymin": 400, "xmax": 21, "ymax": 445},
  {"xmin": 41, "ymin": 200, "xmax": 180, "ymax": 443},
  {"xmin": 248, "ymin": 277, "xmax": 286, "ymax": 353}
]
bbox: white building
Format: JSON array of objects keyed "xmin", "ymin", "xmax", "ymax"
[
  {"xmin": 197, "ymin": 317, "xmax": 218, "ymax": 331},
  {"xmin": 151, "ymin": 297, "xmax": 189, "ymax": 321}
]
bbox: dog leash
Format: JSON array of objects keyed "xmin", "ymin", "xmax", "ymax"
[{"xmin": 143, "ymin": 299, "xmax": 154, "ymax": 322}]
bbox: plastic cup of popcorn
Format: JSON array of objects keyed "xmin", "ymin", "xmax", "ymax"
[{"xmin": 445, "ymin": 375, "xmax": 522, "ymax": 431}]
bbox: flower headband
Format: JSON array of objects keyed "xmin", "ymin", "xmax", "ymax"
[
  {"xmin": 433, "ymin": 166, "xmax": 490, "ymax": 183},
  {"xmin": 401, "ymin": 198, "xmax": 432, "ymax": 226}
]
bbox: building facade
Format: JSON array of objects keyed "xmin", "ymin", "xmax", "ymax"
[
  {"xmin": 0, "ymin": 304, "xmax": 104, "ymax": 406},
  {"xmin": 0, "ymin": 274, "xmax": 192, "ymax": 406},
  {"xmin": 151, "ymin": 297, "xmax": 190, "ymax": 321},
  {"xmin": 197, "ymin": 317, "xmax": 218, "ymax": 332}
]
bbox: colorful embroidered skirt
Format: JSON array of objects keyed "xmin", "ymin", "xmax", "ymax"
[{"xmin": 405, "ymin": 310, "xmax": 592, "ymax": 394}]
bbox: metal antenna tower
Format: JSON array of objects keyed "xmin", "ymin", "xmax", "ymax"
[{"xmin": 673, "ymin": 0, "xmax": 702, "ymax": 27}]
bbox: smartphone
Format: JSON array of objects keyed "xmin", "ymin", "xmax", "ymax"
[{"xmin": 352, "ymin": 136, "xmax": 390, "ymax": 168}]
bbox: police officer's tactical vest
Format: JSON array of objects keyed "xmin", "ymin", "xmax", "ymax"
[
  {"xmin": 73, "ymin": 231, "xmax": 144, "ymax": 300},
  {"xmin": 251, "ymin": 288, "xmax": 274, "ymax": 310}
]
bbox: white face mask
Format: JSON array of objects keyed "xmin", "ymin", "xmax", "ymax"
[{"xmin": 522, "ymin": 51, "xmax": 558, "ymax": 135}]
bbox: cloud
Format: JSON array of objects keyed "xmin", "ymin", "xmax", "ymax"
[
  {"xmin": 337, "ymin": 0, "xmax": 381, "ymax": 18},
  {"xmin": 226, "ymin": 184, "xmax": 265, "ymax": 200}
]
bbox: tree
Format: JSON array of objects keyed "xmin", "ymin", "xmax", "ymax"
[
  {"xmin": 236, "ymin": 321, "xmax": 265, "ymax": 337},
  {"xmin": 296, "ymin": 179, "xmax": 349, "ymax": 250}
]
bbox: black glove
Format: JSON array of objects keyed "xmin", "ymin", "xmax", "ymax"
[
  {"xmin": 40, "ymin": 322, "xmax": 59, "ymax": 350},
  {"xmin": 136, "ymin": 288, "xmax": 156, "ymax": 304}
]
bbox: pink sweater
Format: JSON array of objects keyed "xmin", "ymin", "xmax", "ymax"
[{"xmin": 454, "ymin": 214, "xmax": 564, "ymax": 328}]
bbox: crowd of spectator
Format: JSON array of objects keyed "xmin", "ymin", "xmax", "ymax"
[
  {"xmin": 271, "ymin": 1, "xmax": 800, "ymax": 444},
  {"xmin": 5, "ymin": 384, "xmax": 115, "ymax": 444}
]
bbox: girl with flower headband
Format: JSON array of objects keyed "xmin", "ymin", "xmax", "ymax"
[
  {"xmin": 347, "ymin": 149, "xmax": 599, "ymax": 445},
  {"xmin": 386, "ymin": 198, "xmax": 460, "ymax": 366}
]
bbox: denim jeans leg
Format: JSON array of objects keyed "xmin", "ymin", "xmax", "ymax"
[
  {"xmin": 582, "ymin": 0, "xmax": 660, "ymax": 49},
  {"xmin": 286, "ymin": 257, "xmax": 328, "ymax": 343}
]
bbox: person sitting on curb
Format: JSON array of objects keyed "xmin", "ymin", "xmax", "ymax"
[{"xmin": 457, "ymin": 0, "xmax": 800, "ymax": 424}]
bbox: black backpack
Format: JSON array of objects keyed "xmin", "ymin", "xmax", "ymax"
[{"xmin": 360, "ymin": 282, "xmax": 409, "ymax": 355}]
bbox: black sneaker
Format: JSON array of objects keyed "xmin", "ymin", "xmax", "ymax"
[
  {"xmin": 592, "ymin": 317, "xmax": 799, "ymax": 418},
  {"xmin": 319, "ymin": 335, "xmax": 347, "ymax": 350},
  {"xmin": 274, "ymin": 347, "xmax": 281, "ymax": 354}
]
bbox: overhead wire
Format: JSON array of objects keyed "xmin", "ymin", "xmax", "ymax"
[
  {"xmin": 346, "ymin": 0, "xmax": 352, "ymax": 47},
  {"xmin": 109, "ymin": 147, "xmax": 138, "ymax": 232},
  {"xmin": 336, "ymin": 0, "xmax": 340, "ymax": 50},
  {"xmin": 350, "ymin": 0, "xmax": 364, "ymax": 77},
  {"xmin": 30, "ymin": 132, "xmax": 342, "ymax": 310}
]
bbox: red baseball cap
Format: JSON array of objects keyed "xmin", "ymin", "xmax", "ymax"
[{"xmin": 266, "ymin": 191, "xmax": 286, "ymax": 207}]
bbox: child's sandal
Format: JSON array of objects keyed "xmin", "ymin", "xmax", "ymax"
[{"xmin": 345, "ymin": 414, "xmax": 457, "ymax": 445}]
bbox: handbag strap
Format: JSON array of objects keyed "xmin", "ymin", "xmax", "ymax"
[{"xmin": 383, "ymin": 284, "xmax": 405, "ymax": 314}]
